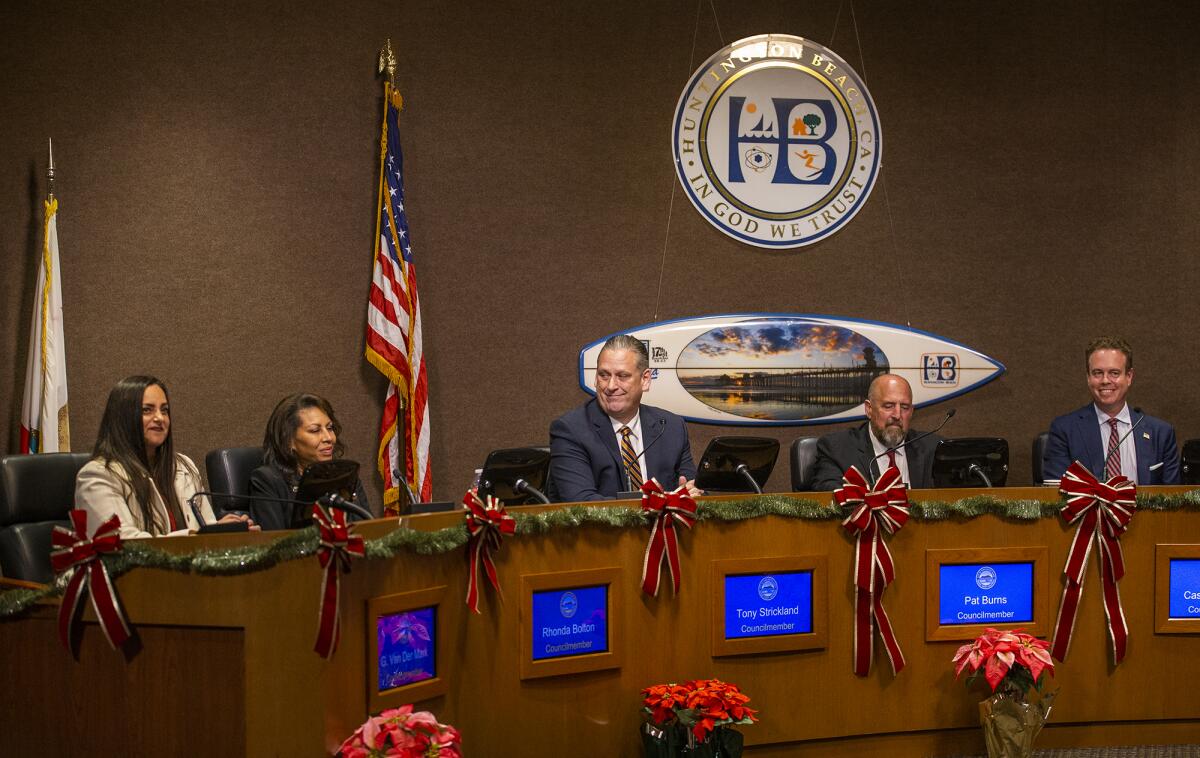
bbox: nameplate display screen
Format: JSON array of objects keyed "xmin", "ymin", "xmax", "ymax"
[
  {"xmin": 939, "ymin": 562, "xmax": 1034, "ymax": 625},
  {"xmin": 531, "ymin": 585, "xmax": 608, "ymax": 661},
  {"xmin": 376, "ymin": 606, "xmax": 436, "ymax": 692},
  {"xmin": 724, "ymin": 571, "xmax": 813, "ymax": 639},
  {"xmin": 1169, "ymin": 559, "xmax": 1200, "ymax": 619}
]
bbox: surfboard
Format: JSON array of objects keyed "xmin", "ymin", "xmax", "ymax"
[{"xmin": 577, "ymin": 314, "xmax": 1005, "ymax": 426}]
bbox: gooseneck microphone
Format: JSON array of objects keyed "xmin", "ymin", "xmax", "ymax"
[
  {"xmin": 514, "ymin": 478, "xmax": 551, "ymax": 505},
  {"xmin": 187, "ymin": 490, "xmax": 374, "ymax": 522},
  {"xmin": 868, "ymin": 408, "xmax": 957, "ymax": 482},
  {"xmin": 622, "ymin": 416, "xmax": 668, "ymax": 492},
  {"xmin": 1098, "ymin": 407, "xmax": 1145, "ymax": 479},
  {"xmin": 735, "ymin": 463, "xmax": 763, "ymax": 495}
]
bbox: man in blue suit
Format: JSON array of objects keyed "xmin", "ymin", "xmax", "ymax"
[
  {"xmin": 550, "ymin": 335, "xmax": 699, "ymax": 502},
  {"xmin": 1044, "ymin": 336, "xmax": 1180, "ymax": 484}
]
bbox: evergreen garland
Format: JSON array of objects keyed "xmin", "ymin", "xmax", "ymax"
[{"xmin": 4, "ymin": 490, "xmax": 1199, "ymax": 620}]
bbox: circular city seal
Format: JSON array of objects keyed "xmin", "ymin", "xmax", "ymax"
[
  {"xmin": 559, "ymin": 591, "xmax": 578, "ymax": 619},
  {"xmin": 757, "ymin": 576, "xmax": 779, "ymax": 602},
  {"xmin": 975, "ymin": 566, "xmax": 998, "ymax": 591},
  {"xmin": 671, "ymin": 34, "xmax": 882, "ymax": 249}
]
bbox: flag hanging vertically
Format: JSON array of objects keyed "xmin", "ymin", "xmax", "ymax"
[
  {"xmin": 365, "ymin": 81, "xmax": 430, "ymax": 511},
  {"xmin": 21, "ymin": 153, "xmax": 70, "ymax": 454}
]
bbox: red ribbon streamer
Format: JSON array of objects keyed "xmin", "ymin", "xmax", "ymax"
[
  {"xmin": 639, "ymin": 479, "xmax": 697, "ymax": 597},
  {"xmin": 1050, "ymin": 461, "xmax": 1136, "ymax": 664},
  {"xmin": 50, "ymin": 510, "xmax": 131, "ymax": 651},
  {"xmin": 463, "ymin": 492, "xmax": 515, "ymax": 614},
  {"xmin": 835, "ymin": 465, "xmax": 909, "ymax": 677},
  {"xmin": 313, "ymin": 505, "xmax": 365, "ymax": 658}
]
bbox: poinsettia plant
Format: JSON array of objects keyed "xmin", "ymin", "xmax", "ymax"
[
  {"xmin": 337, "ymin": 705, "xmax": 461, "ymax": 758},
  {"xmin": 952, "ymin": 627, "xmax": 1054, "ymax": 700},
  {"xmin": 641, "ymin": 678, "xmax": 758, "ymax": 741}
]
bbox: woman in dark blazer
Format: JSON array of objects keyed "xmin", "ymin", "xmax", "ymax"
[{"xmin": 249, "ymin": 393, "xmax": 371, "ymax": 530}]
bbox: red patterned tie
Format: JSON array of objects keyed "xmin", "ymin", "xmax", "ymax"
[
  {"xmin": 887, "ymin": 449, "xmax": 897, "ymax": 468},
  {"xmin": 621, "ymin": 426, "xmax": 644, "ymax": 488},
  {"xmin": 1105, "ymin": 418, "xmax": 1121, "ymax": 480}
]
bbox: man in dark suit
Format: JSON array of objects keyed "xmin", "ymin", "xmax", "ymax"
[
  {"xmin": 1044, "ymin": 337, "xmax": 1180, "ymax": 484},
  {"xmin": 550, "ymin": 335, "xmax": 699, "ymax": 502},
  {"xmin": 810, "ymin": 374, "xmax": 942, "ymax": 491}
]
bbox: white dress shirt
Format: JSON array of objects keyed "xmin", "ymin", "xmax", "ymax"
[
  {"xmin": 1094, "ymin": 403, "xmax": 1138, "ymax": 481},
  {"xmin": 868, "ymin": 428, "xmax": 912, "ymax": 486},
  {"xmin": 609, "ymin": 411, "xmax": 648, "ymax": 485}
]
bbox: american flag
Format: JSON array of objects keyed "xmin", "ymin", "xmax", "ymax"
[{"xmin": 365, "ymin": 83, "xmax": 430, "ymax": 510}]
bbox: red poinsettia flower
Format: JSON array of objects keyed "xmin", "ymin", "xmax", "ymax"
[{"xmin": 952, "ymin": 627, "xmax": 1055, "ymax": 695}]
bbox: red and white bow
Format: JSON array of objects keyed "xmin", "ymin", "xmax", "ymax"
[
  {"xmin": 313, "ymin": 505, "xmax": 365, "ymax": 659},
  {"xmin": 639, "ymin": 478, "xmax": 698, "ymax": 597},
  {"xmin": 1050, "ymin": 461, "xmax": 1136, "ymax": 664},
  {"xmin": 463, "ymin": 491, "xmax": 515, "ymax": 613},
  {"xmin": 50, "ymin": 510, "xmax": 131, "ymax": 652},
  {"xmin": 835, "ymin": 465, "xmax": 910, "ymax": 677}
]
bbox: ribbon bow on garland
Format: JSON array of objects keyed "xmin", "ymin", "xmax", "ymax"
[
  {"xmin": 835, "ymin": 465, "xmax": 910, "ymax": 677},
  {"xmin": 1050, "ymin": 461, "xmax": 1136, "ymax": 664},
  {"xmin": 639, "ymin": 478, "xmax": 698, "ymax": 597},
  {"xmin": 313, "ymin": 505, "xmax": 365, "ymax": 659},
  {"xmin": 463, "ymin": 491, "xmax": 515, "ymax": 613},
  {"xmin": 50, "ymin": 510, "xmax": 132, "ymax": 653}
]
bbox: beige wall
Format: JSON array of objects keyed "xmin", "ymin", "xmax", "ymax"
[{"xmin": 2, "ymin": 0, "xmax": 1198, "ymax": 505}]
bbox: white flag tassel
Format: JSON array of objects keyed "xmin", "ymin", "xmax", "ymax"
[{"xmin": 20, "ymin": 195, "xmax": 70, "ymax": 453}]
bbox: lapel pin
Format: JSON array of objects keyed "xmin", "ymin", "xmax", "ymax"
[{"xmin": 1142, "ymin": 432, "xmax": 1150, "ymax": 440}]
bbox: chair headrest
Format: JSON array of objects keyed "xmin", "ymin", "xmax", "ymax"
[{"xmin": 0, "ymin": 453, "xmax": 92, "ymax": 526}]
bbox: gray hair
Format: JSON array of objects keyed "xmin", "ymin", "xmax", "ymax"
[{"xmin": 599, "ymin": 334, "xmax": 649, "ymax": 371}]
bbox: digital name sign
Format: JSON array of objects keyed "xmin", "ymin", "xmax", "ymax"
[
  {"xmin": 723, "ymin": 571, "xmax": 813, "ymax": 639},
  {"xmin": 939, "ymin": 562, "xmax": 1034, "ymax": 626},
  {"xmin": 531, "ymin": 585, "xmax": 608, "ymax": 661},
  {"xmin": 1169, "ymin": 559, "xmax": 1200, "ymax": 619},
  {"xmin": 376, "ymin": 606, "xmax": 436, "ymax": 692}
]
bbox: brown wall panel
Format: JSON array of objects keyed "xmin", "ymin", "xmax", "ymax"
[{"xmin": 2, "ymin": 1, "xmax": 1199, "ymax": 506}]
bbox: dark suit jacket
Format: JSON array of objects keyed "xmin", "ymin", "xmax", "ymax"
[
  {"xmin": 549, "ymin": 399, "xmax": 697, "ymax": 502},
  {"xmin": 1044, "ymin": 404, "xmax": 1180, "ymax": 485},
  {"xmin": 810, "ymin": 423, "xmax": 943, "ymax": 491},
  {"xmin": 249, "ymin": 464, "xmax": 371, "ymax": 531}
]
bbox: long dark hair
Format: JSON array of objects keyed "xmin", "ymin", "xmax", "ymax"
[
  {"xmin": 261, "ymin": 393, "xmax": 346, "ymax": 482},
  {"xmin": 92, "ymin": 375, "xmax": 184, "ymax": 535}
]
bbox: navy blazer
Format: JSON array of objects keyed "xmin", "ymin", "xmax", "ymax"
[
  {"xmin": 810, "ymin": 423, "xmax": 942, "ymax": 491},
  {"xmin": 549, "ymin": 399, "xmax": 697, "ymax": 502},
  {"xmin": 1044, "ymin": 404, "xmax": 1180, "ymax": 485}
]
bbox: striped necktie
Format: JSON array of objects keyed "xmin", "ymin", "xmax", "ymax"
[
  {"xmin": 1105, "ymin": 417, "xmax": 1122, "ymax": 480},
  {"xmin": 620, "ymin": 426, "xmax": 644, "ymax": 489}
]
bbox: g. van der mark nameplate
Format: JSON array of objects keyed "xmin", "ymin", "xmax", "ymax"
[
  {"xmin": 578, "ymin": 314, "xmax": 1004, "ymax": 426},
  {"xmin": 672, "ymin": 33, "xmax": 881, "ymax": 248}
]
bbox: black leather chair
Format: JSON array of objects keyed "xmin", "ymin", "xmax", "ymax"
[
  {"xmin": 1182, "ymin": 439, "xmax": 1200, "ymax": 485},
  {"xmin": 204, "ymin": 447, "xmax": 264, "ymax": 516},
  {"xmin": 1031, "ymin": 432, "xmax": 1050, "ymax": 484},
  {"xmin": 789, "ymin": 437, "xmax": 819, "ymax": 491},
  {"xmin": 0, "ymin": 452, "xmax": 91, "ymax": 584}
]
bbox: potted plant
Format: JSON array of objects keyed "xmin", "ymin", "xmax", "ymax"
[
  {"xmin": 337, "ymin": 705, "xmax": 461, "ymax": 757},
  {"xmin": 640, "ymin": 678, "xmax": 758, "ymax": 757},
  {"xmin": 952, "ymin": 627, "xmax": 1057, "ymax": 758}
]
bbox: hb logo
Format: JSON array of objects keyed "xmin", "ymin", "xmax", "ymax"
[
  {"xmin": 922, "ymin": 354, "xmax": 958, "ymax": 386},
  {"xmin": 727, "ymin": 96, "xmax": 839, "ymax": 185}
]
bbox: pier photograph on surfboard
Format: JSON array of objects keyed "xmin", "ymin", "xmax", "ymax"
[{"xmin": 577, "ymin": 315, "xmax": 1004, "ymax": 426}]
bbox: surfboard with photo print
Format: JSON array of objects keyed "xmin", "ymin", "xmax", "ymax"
[{"xmin": 577, "ymin": 314, "xmax": 1004, "ymax": 426}]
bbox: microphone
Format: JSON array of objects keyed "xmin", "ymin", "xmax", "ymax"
[
  {"xmin": 622, "ymin": 417, "xmax": 668, "ymax": 491},
  {"xmin": 189, "ymin": 490, "xmax": 374, "ymax": 523},
  {"xmin": 395, "ymin": 468, "xmax": 422, "ymax": 507},
  {"xmin": 514, "ymin": 478, "xmax": 551, "ymax": 505},
  {"xmin": 1098, "ymin": 407, "xmax": 1145, "ymax": 479},
  {"xmin": 320, "ymin": 493, "xmax": 376, "ymax": 521},
  {"xmin": 966, "ymin": 462, "xmax": 993, "ymax": 488},
  {"xmin": 869, "ymin": 408, "xmax": 956, "ymax": 481},
  {"xmin": 735, "ymin": 463, "xmax": 763, "ymax": 494}
]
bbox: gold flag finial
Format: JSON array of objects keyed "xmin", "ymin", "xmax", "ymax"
[
  {"xmin": 47, "ymin": 138, "xmax": 56, "ymax": 200},
  {"xmin": 378, "ymin": 39, "xmax": 397, "ymax": 86}
]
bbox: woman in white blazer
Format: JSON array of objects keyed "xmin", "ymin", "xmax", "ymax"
[{"xmin": 75, "ymin": 375, "xmax": 252, "ymax": 539}]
